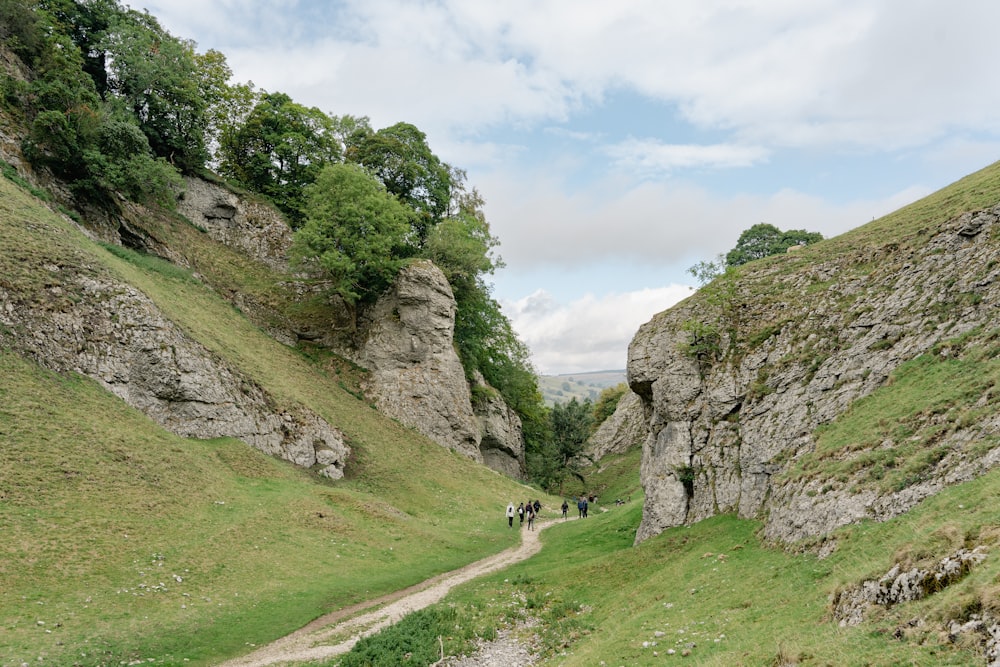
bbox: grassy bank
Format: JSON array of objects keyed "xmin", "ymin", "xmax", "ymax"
[
  {"xmin": 340, "ymin": 449, "xmax": 1000, "ymax": 666},
  {"xmin": 0, "ymin": 176, "xmax": 550, "ymax": 666}
]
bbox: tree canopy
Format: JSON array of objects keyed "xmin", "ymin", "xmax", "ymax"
[
  {"xmin": 4, "ymin": 0, "xmax": 551, "ymax": 486},
  {"xmin": 292, "ymin": 163, "xmax": 411, "ymax": 304},
  {"xmin": 725, "ymin": 223, "xmax": 823, "ymax": 267}
]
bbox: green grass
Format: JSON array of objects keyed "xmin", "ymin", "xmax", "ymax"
[
  {"xmin": 0, "ymin": 176, "xmax": 555, "ymax": 665},
  {"xmin": 351, "ymin": 466, "xmax": 1000, "ymax": 666},
  {"xmin": 778, "ymin": 330, "xmax": 1000, "ymax": 491}
]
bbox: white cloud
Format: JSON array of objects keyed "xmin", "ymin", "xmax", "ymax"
[
  {"xmin": 142, "ymin": 0, "xmax": 1000, "ymax": 151},
  {"xmin": 605, "ymin": 139, "xmax": 770, "ymax": 173},
  {"xmin": 479, "ymin": 167, "xmax": 926, "ymax": 271},
  {"xmin": 502, "ymin": 285, "xmax": 693, "ymax": 375}
]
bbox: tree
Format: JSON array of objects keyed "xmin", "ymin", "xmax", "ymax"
[
  {"xmin": 592, "ymin": 383, "xmax": 628, "ymax": 429},
  {"xmin": 100, "ymin": 8, "xmax": 208, "ymax": 172},
  {"xmin": 292, "ymin": 163, "xmax": 411, "ymax": 304},
  {"xmin": 725, "ymin": 223, "xmax": 823, "ymax": 267},
  {"xmin": 541, "ymin": 397, "xmax": 594, "ymax": 491},
  {"xmin": 219, "ymin": 91, "xmax": 340, "ymax": 225},
  {"xmin": 348, "ymin": 122, "xmax": 451, "ymax": 247}
]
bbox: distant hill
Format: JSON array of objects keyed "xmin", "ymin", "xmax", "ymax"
[{"xmin": 538, "ymin": 369, "xmax": 626, "ymax": 406}]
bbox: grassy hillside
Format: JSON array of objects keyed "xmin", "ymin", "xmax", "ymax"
[
  {"xmin": 330, "ymin": 160, "xmax": 1000, "ymax": 665},
  {"xmin": 538, "ymin": 370, "xmax": 626, "ymax": 406},
  {"xmin": 351, "ymin": 456, "xmax": 1000, "ymax": 666},
  {"xmin": 0, "ymin": 174, "xmax": 555, "ymax": 666}
]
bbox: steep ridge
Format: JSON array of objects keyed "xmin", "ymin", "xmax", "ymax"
[{"xmin": 629, "ymin": 161, "xmax": 1000, "ymax": 544}]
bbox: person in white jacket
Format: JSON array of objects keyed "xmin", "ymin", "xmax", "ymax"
[{"xmin": 506, "ymin": 502, "xmax": 515, "ymax": 528}]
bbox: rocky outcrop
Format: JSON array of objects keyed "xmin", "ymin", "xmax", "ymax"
[
  {"xmin": 831, "ymin": 547, "xmax": 987, "ymax": 626},
  {"xmin": 356, "ymin": 261, "xmax": 525, "ymax": 476},
  {"xmin": 0, "ymin": 262, "xmax": 348, "ymax": 480},
  {"xmin": 473, "ymin": 374, "xmax": 527, "ymax": 479},
  {"xmin": 176, "ymin": 176, "xmax": 292, "ymax": 271},
  {"xmin": 587, "ymin": 390, "xmax": 645, "ymax": 460},
  {"xmin": 630, "ymin": 205, "xmax": 1000, "ymax": 544},
  {"xmin": 357, "ymin": 260, "xmax": 481, "ymax": 460}
]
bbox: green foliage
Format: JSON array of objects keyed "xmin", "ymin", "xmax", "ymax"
[
  {"xmin": 337, "ymin": 606, "xmax": 484, "ymax": 667},
  {"xmin": 0, "ymin": 0, "xmax": 44, "ymax": 61},
  {"xmin": 292, "ymin": 163, "xmax": 411, "ymax": 304},
  {"xmin": 348, "ymin": 121, "xmax": 451, "ymax": 246},
  {"xmin": 423, "ymin": 211, "xmax": 502, "ymax": 289},
  {"xmin": 13, "ymin": 0, "xmax": 190, "ymax": 207},
  {"xmin": 100, "ymin": 7, "xmax": 208, "ymax": 171},
  {"xmin": 530, "ymin": 397, "xmax": 593, "ymax": 492},
  {"xmin": 725, "ymin": 222, "xmax": 823, "ymax": 267},
  {"xmin": 591, "ymin": 382, "xmax": 628, "ymax": 429},
  {"xmin": 218, "ymin": 91, "xmax": 341, "ymax": 225}
]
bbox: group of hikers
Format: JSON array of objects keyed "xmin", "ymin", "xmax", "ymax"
[
  {"xmin": 506, "ymin": 494, "xmax": 600, "ymax": 528},
  {"xmin": 506, "ymin": 499, "xmax": 543, "ymax": 530}
]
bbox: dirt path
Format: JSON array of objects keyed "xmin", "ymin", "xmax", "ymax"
[{"xmin": 216, "ymin": 518, "xmax": 568, "ymax": 666}]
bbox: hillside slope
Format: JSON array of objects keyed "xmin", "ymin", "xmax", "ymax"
[
  {"xmin": 629, "ymin": 159, "xmax": 1000, "ymax": 545},
  {"xmin": 0, "ymin": 172, "xmax": 541, "ymax": 665}
]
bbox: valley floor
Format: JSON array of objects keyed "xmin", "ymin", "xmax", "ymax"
[{"xmin": 217, "ymin": 519, "xmax": 566, "ymax": 666}]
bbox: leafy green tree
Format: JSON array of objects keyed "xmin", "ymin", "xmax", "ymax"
[
  {"xmin": 219, "ymin": 91, "xmax": 340, "ymax": 225},
  {"xmin": 292, "ymin": 163, "xmax": 411, "ymax": 304},
  {"xmin": 100, "ymin": 8, "xmax": 207, "ymax": 171},
  {"xmin": 533, "ymin": 397, "xmax": 593, "ymax": 491},
  {"xmin": 592, "ymin": 383, "xmax": 628, "ymax": 429},
  {"xmin": 348, "ymin": 122, "xmax": 451, "ymax": 247},
  {"xmin": 0, "ymin": 0, "xmax": 44, "ymax": 62},
  {"xmin": 423, "ymin": 212, "xmax": 501, "ymax": 291},
  {"xmin": 725, "ymin": 222, "xmax": 823, "ymax": 267}
]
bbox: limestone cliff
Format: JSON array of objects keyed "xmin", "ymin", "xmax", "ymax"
[
  {"xmin": 167, "ymin": 179, "xmax": 526, "ymax": 477},
  {"xmin": 586, "ymin": 390, "xmax": 646, "ymax": 461},
  {"xmin": 0, "ymin": 209, "xmax": 348, "ymax": 479},
  {"xmin": 630, "ymin": 200, "xmax": 1000, "ymax": 544},
  {"xmin": 355, "ymin": 260, "xmax": 526, "ymax": 477}
]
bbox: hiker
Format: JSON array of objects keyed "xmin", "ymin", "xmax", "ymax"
[
  {"xmin": 506, "ymin": 502, "xmax": 515, "ymax": 528},
  {"xmin": 526, "ymin": 502, "xmax": 535, "ymax": 530},
  {"xmin": 583, "ymin": 496, "xmax": 589, "ymax": 518},
  {"xmin": 533, "ymin": 499, "xmax": 541, "ymax": 514},
  {"xmin": 577, "ymin": 496, "xmax": 585, "ymax": 518},
  {"xmin": 561, "ymin": 500, "xmax": 568, "ymax": 518},
  {"xmin": 517, "ymin": 502, "xmax": 525, "ymax": 526}
]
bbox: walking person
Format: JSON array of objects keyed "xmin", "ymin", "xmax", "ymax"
[
  {"xmin": 506, "ymin": 502, "xmax": 515, "ymax": 528},
  {"xmin": 517, "ymin": 502, "xmax": 525, "ymax": 526},
  {"xmin": 577, "ymin": 496, "xmax": 585, "ymax": 518},
  {"xmin": 561, "ymin": 499, "xmax": 568, "ymax": 519},
  {"xmin": 526, "ymin": 502, "xmax": 535, "ymax": 530}
]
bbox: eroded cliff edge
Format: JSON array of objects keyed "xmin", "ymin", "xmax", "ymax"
[{"xmin": 630, "ymin": 203, "xmax": 1000, "ymax": 544}]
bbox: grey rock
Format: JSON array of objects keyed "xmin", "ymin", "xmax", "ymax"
[
  {"xmin": 355, "ymin": 261, "xmax": 526, "ymax": 476},
  {"xmin": 0, "ymin": 270, "xmax": 348, "ymax": 479},
  {"xmin": 587, "ymin": 390, "xmax": 645, "ymax": 460},
  {"xmin": 176, "ymin": 176, "xmax": 292, "ymax": 272},
  {"xmin": 629, "ymin": 205, "xmax": 1000, "ymax": 544}
]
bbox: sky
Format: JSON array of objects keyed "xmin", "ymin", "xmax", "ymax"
[{"xmin": 134, "ymin": 0, "xmax": 1000, "ymax": 375}]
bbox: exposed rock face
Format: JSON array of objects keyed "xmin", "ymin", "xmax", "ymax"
[
  {"xmin": 356, "ymin": 261, "xmax": 525, "ymax": 476},
  {"xmin": 357, "ymin": 260, "xmax": 481, "ymax": 460},
  {"xmin": 586, "ymin": 390, "xmax": 645, "ymax": 460},
  {"xmin": 0, "ymin": 265, "xmax": 348, "ymax": 480},
  {"xmin": 474, "ymin": 374, "xmax": 527, "ymax": 479},
  {"xmin": 832, "ymin": 547, "xmax": 987, "ymax": 626},
  {"xmin": 630, "ymin": 205, "xmax": 1000, "ymax": 544},
  {"xmin": 176, "ymin": 176, "xmax": 292, "ymax": 271}
]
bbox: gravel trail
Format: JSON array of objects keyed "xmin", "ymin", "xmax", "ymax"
[{"xmin": 216, "ymin": 519, "xmax": 566, "ymax": 666}]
